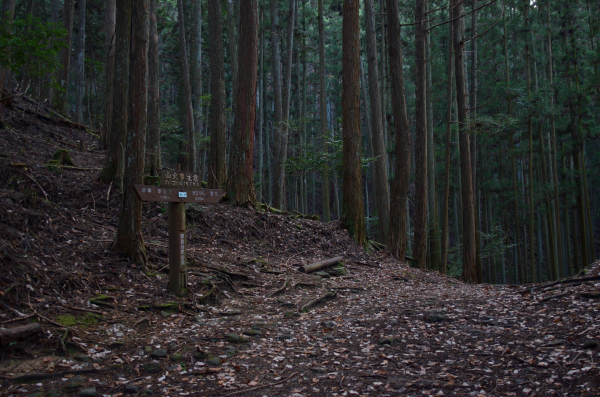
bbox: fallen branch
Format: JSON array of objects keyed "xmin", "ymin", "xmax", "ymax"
[
  {"xmin": 579, "ymin": 292, "xmax": 600, "ymax": 299},
  {"xmin": 0, "ymin": 368, "xmax": 104, "ymax": 383},
  {"xmin": 224, "ymin": 372, "xmax": 299, "ymax": 396},
  {"xmin": 300, "ymin": 291, "xmax": 337, "ymax": 312},
  {"xmin": 536, "ymin": 291, "xmax": 571, "ymax": 304},
  {"xmin": 353, "ymin": 260, "xmax": 381, "ymax": 269},
  {"xmin": 534, "ymin": 275, "xmax": 600, "ymax": 292},
  {"xmin": 0, "ymin": 323, "xmax": 42, "ymax": 343},
  {"xmin": 299, "ymin": 256, "xmax": 344, "ymax": 274},
  {"xmin": 270, "ymin": 278, "xmax": 290, "ymax": 297}
]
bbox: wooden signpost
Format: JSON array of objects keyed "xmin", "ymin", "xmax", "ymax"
[{"xmin": 134, "ymin": 172, "xmax": 225, "ymax": 297}]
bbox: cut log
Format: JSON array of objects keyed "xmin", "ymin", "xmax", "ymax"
[
  {"xmin": 299, "ymin": 256, "xmax": 344, "ymax": 274},
  {"xmin": 0, "ymin": 323, "xmax": 42, "ymax": 343}
]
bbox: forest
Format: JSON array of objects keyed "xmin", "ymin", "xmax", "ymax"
[{"xmin": 1, "ymin": 0, "xmax": 599, "ymax": 286}]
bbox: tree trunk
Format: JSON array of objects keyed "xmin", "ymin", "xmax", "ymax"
[
  {"xmin": 364, "ymin": 0, "xmax": 389, "ymax": 244},
  {"xmin": 113, "ymin": 0, "xmax": 148, "ymax": 266},
  {"xmin": 413, "ymin": 0, "xmax": 428, "ymax": 269},
  {"xmin": 45, "ymin": 0, "xmax": 61, "ymax": 102},
  {"xmin": 0, "ymin": 0, "xmax": 16, "ymax": 104},
  {"xmin": 176, "ymin": 0, "xmax": 196, "ymax": 172},
  {"xmin": 441, "ymin": 10, "xmax": 453, "ymax": 274},
  {"xmin": 318, "ymin": 0, "xmax": 331, "ymax": 222},
  {"xmin": 102, "ymin": 0, "xmax": 116, "ymax": 149},
  {"xmin": 387, "ymin": 0, "xmax": 411, "ymax": 259},
  {"xmin": 273, "ymin": 0, "xmax": 296, "ymax": 210},
  {"xmin": 226, "ymin": 0, "xmax": 258, "ymax": 207},
  {"xmin": 258, "ymin": 6, "xmax": 265, "ymax": 200},
  {"xmin": 426, "ymin": 2, "xmax": 440, "ymax": 271},
  {"xmin": 75, "ymin": 0, "xmax": 86, "ymax": 124},
  {"xmin": 99, "ymin": 0, "xmax": 131, "ymax": 186},
  {"xmin": 342, "ymin": 0, "xmax": 366, "ymax": 247},
  {"xmin": 453, "ymin": 0, "xmax": 477, "ymax": 283},
  {"xmin": 145, "ymin": 0, "xmax": 160, "ymax": 176},
  {"xmin": 192, "ymin": 0, "xmax": 203, "ymax": 169},
  {"xmin": 225, "ymin": 0, "xmax": 238, "ymax": 126},
  {"xmin": 207, "ymin": 0, "xmax": 227, "ymax": 189}
]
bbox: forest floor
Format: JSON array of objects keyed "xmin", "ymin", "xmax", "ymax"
[{"xmin": 1, "ymin": 96, "xmax": 600, "ymax": 397}]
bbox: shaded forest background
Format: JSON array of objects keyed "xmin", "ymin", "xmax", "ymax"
[{"xmin": 1, "ymin": 0, "xmax": 599, "ymax": 285}]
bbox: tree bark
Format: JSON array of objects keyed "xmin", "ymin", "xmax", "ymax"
[
  {"xmin": 55, "ymin": 0, "xmax": 75, "ymax": 113},
  {"xmin": 226, "ymin": 0, "xmax": 258, "ymax": 207},
  {"xmin": 0, "ymin": 323, "xmax": 42, "ymax": 343},
  {"xmin": 177, "ymin": 0, "xmax": 196, "ymax": 172},
  {"xmin": 75, "ymin": 0, "xmax": 86, "ymax": 124},
  {"xmin": 273, "ymin": 0, "xmax": 296, "ymax": 210},
  {"xmin": 342, "ymin": 0, "xmax": 366, "ymax": 247},
  {"xmin": 145, "ymin": 0, "xmax": 160, "ymax": 176},
  {"xmin": 192, "ymin": 0, "xmax": 203, "ymax": 174},
  {"xmin": 364, "ymin": 0, "xmax": 389, "ymax": 244},
  {"xmin": 441, "ymin": 10, "xmax": 453, "ymax": 274},
  {"xmin": 0, "ymin": 0, "xmax": 16, "ymax": 104},
  {"xmin": 387, "ymin": 0, "xmax": 411, "ymax": 259},
  {"xmin": 102, "ymin": 0, "xmax": 116, "ymax": 149},
  {"xmin": 113, "ymin": 0, "xmax": 149, "ymax": 265},
  {"xmin": 225, "ymin": 0, "xmax": 238, "ymax": 125},
  {"xmin": 453, "ymin": 0, "xmax": 477, "ymax": 283},
  {"xmin": 99, "ymin": 0, "xmax": 131, "ymax": 186},
  {"xmin": 318, "ymin": 0, "xmax": 331, "ymax": 222},
  {"xmin": 413, "ymin": 0, "xmax": 428, "ymax": 269},
  {"xmin": 207, "ymin": 0, "xmax": 227, "ymax": 189}
]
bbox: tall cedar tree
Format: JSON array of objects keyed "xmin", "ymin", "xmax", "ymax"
[
  {"xmin": 453, "ymin": 0, "xmax": 477, "ymax": 283},
  {"xmin": 342, "ymin": 0, "xmax": 367, "ymax": 247},
  {"xmin": 114, "ymin": 0, "xmax": 149, "ymax": 265},
  {"xmin": 102, "ymin": 0, "xmax": 116, "ymax": 149},
  {"xmin": 177, "ymin": 0, "xmax": 196, "ymax": 172},
  {"xmin": 0, "ymin": 0, "xmax": 16, "ymax": 104},
  {"xmin": 387, "ymin": 0, "xmax": 411, "ymax": 258},
  {"xmin": 226, "ymin": 0, "xmax": 258, "ymax": 207},
  {"xmin": 56, "ymin": 0, "xmax": 74, "ymax": 113},
  {"xmin": 100, "ymin": 0, "xmax": 131, "ymax": 186},
  {"xmin": 145, "ymin": 0, "xmax": 160, "ymax": 176},
  {"xmin": 364, "ymin": 0, "xmax": 390, "ymax": 244},
  {"xmin": 207, "ymin": 0, "xmax": 227, "ymax": 189},
  {"xmin": 74, "ymin": 0, "xmax": 86, "ymax": 124},
  {"xmin": 318, "ymin": 0, "xmax": 331, "ymax": 222},
  {"xmin": 413, "ymin": 0, "xmax": 428, "ymax": 269}
]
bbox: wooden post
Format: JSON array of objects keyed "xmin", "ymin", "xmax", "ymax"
[{"xmin": 168, "ymin": 201, "xmax": 187, "ymax": 296}]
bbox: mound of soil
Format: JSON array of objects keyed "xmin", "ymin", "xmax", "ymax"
[{"xmin": 1, "ymin": 97, "xmax": 599, "ymax": 396}]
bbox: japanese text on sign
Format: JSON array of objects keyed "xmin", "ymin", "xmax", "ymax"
[{"xmin": 161, "ymin": 170, "xmax": 202, "ymax": 187}]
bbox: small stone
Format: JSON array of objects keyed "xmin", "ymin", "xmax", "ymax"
[
  {"xmin": 243, "ymin": 329, "xmax": 262, "ymax": 337},
  {"xmin": 284, "ymin": 311, "xmax": 299, "ymax": 318},
  {"xmin": 582, "ymin": 340, "xmax": 599, "ymax": 349},
  {"xmin": 64, "ymin": 381, "xmax": 84, "ymax": 392},
  {"xmin": 78, "ymin": 387, "xmax": 97, "ymax": 397},
  {"xmin": 206, "ymin": 357, "xmax": 221, "ymax": 366},
  {"xmin": 323, "ymin": 335, "xmax": 335, "ymax": 341},
  {"xmin": 310, "ymin": 366, "xmax": 328, "ymax": 373},
  {"xmin": 315, "ymin": 271, "xmax": 330, "ymax": 278},
  {"xmin": 279, "ymin": 302, "xmax": 295, "ymax": 308},
  {"xmin": 225, "ymin": 333, "xmax": 248, "ymax": 344},
  {"xmin": 109, "ymin": 341, "xmax": 125, "ymax": 349},
  {"xmin": 169, "ymin": 353, "xmax": 183, "ymax": 362},
  {"xmin": 144, "ymin": 346, "xmax": 152, "ymax": 354},
  {"xmin": 74, "ymin": 355, "xmax": 92, "ymax": 363},
  {"xmin": 379, "ymin": 337, "xmax": 394, "ymax": 345},
  {"xmin": 47, "ymin": 390, "xmax": 61, "ymax": 397},
  {"xmin": 142, "ymin": 361, "xmax": 162, "ymax": 373},
  {"xmin": 278, "ymin": 334, "xmax": 293, "ymax": 341},
  {"xmin": 150, "ymin": 349, "xmax": 168, "ymax": 358},
  {"xmin": 321, "ymin": 321, "xmax": 337, "ymax": 328},
  {"xmin": 424, "ymin": 313, "xmax": 447, "ymax": 323},
  {"xmin": 160, "ymin": 311, "xmax": 172, "ymax": 318},
  {"xmin": 141, "ymin": 389, "xmax": 155, "ymax": 395},
  {"xmin": 225, "ymin": 347, "xmax": 236, "ymax": 358},
  {"xmin": 194, "ymin": 350, "xmax": 209, "ymax": 360},
  {"xmin": 124, "ymin": 384, "xmax": 140, "ymax": 394},
  {"xmin": 327, "ymin": 266, "xmax": 347, "ymax": 277},
  {"xmin": 166, "ymin": 364, "xmax": 180, "ymax": 371}
]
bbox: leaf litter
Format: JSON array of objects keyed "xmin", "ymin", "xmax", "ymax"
[{"xmin": 0, "ymin": 96, "xmax": 599, "ymax": 396}]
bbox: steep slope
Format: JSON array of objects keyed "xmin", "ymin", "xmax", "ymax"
[{"xmin": 1, "ymin": 97, "xmax": 599, "ymax": 396}]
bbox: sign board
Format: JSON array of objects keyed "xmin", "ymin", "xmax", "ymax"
[
  {"xmin": 134, "ymin": 185, "xmax": 225, "ymax": 203},
  {"xmin": 161, "ymin": 170, "xmax": 203, "ymax": 187}
]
